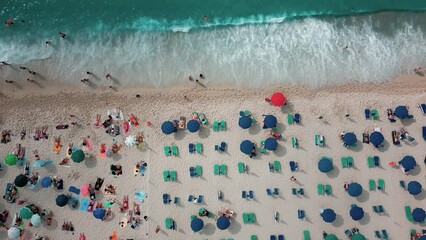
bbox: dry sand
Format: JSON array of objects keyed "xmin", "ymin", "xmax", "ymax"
[{"xmin": 0, "ymin": 75, "xmax": 425, "ymax": 240}]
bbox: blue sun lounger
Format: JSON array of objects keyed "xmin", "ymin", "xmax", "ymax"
[
  {"xmin": 423, "ymin": 126, "xmax": 426, "ymax": 141},
  {"xmin": 188, "ymin": 143, "xmax": 195, "ymax": 153},
  {"xmin": 364, "ymin": 109, "xmax": 370, "ymax": 119},
  {"xmin": 278, "ymin": 235, "xmax": 284, "ymax": 240},
  {"xmin": 163, "ymin": 194, "xmax": 170, "ymax": 204},
  {"xmin": 248, "ymin": 191, "xmax": 254, "ymax": 199},
  {"xmin": 420, "ymin": 103, "xmax": 426, "ymax": 114}
]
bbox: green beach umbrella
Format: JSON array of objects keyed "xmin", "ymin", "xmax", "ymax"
[
  {"xmin": 19, "ymin": 207, "xmax": 33, "ymax": 219},
  {"xmin": 5, "ymin": 154, "xmax": 17, "ymax": 166},
  {"xmin": 325, "ymin": 234, "xmax": 338, "ymax": 240},
  {"xmin": 71, "ymin": 149, "xmax": 85, "ymax": 163},
  {"xmin": 352, "ymin": 233, "xmax": 366, "ymax": 240}
]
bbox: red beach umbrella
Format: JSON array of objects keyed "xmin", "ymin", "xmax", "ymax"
[{"xmin": 271, "ymin": 92, "xmax": 286, "ymax": 106}]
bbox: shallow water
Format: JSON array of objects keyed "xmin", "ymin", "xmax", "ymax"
[{"xmin": 1, "ymin": 1, "xmax": 426, "ymax": 87}]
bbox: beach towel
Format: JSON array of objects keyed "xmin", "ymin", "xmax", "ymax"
[
  {"xmin": 122, "ymin": 121, "xmax": 130, "ymax": 134},
  {"xmin": 99, "ymin": 146, "xmax": 107, "ymax": 158},
  {"xmin": 27, "ymin": 175, "xmax": 39, "ymax": 189},
  {"xmin": 81, "ymin": 184, "xmax": 89, "ymax": 197},
  {"xmin": 69, "ymin": 186, "xmax": 80, "ymax": 195},
  {"xmin": 53, "ymin": 143, "xmax": 62, "ymax": 154},
  {"xmin": 134, "ymin": 191, "xmax": 146, "ymax": 202}
]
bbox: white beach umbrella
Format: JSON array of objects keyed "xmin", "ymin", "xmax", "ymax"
[
  {"xmin": 8, "ymin": 227, "xmax": 20, "ymax": 239},
  {"xmin": 31, "ymin": 214, "xmax": 42, "ymax": 227},
  {"xmin": 125, "ymin": 135, "xmax": 137, "ymax": 147}
]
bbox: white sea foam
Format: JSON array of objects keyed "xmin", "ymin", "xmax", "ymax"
[{"xmin": 0, "ymin": 14, "xmax": 425, "ymax": 88}]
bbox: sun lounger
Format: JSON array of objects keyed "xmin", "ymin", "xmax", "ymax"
[
  {"xmin": 69, "ymin": 186, "xmax": 80, "ymax": 195},
  {"xmin": 405, "ymin": 206, "xmax": 414, "ymax": 222},
  {"xmin": 94, "ymin": 177, "xmax": 104, "ymax": 191},
  {"xmin": 378, "ymin": 205, "xmax": 384, "ymax": 213},
  {"xmin": 189, "ymin": 167, "xmax": 196, "ymax": 177},
  {"xmin": 251, "ymin": 235, "xmax": 258, "ymax": 240},
  {"xmin": 269, "ymin": 163, "xmax": 274, "ymax": 172},
  {"xmin": 292, "ymin": 188, "xmax": 297, "ymax": 195},
  {"xmin": 291, "ymin": 137, "xmax": 298, "ymax": 148},
  {"xmin": 367, "ymin": 156, "xmax": 375, "ymax": 168},
  {"xmin": 163, "ymin": 193, "xmax": 170, "ymax": 204},
  {"xmin": 274, "ymin": 188, "xmax": 279, "ymax": 195},
  {"xmin": 243, "ymin": 213, "xmax": 249, "ymax": 224},
  {"xmin": 364, "ymin": 109, "xmax": 370, "ymax": 119},
  {"xmin": 274, "ymin": 160, "xmax": 281, "ymax": 171},
  {"xmin": 278, "ymin": 235, "xmax": 284, "ymax": 240},
  {"xmin": 378, "ymin": 179, "xmax": 385, "ymax": 190},
  {"xmin": 220, "ymin": 120, "xmax": 226, "ymax": 131},
  {"xmin": 288, "ymin": 114, "xmax": 294, "ymax": 124},
  {"xmin": 213, "ymin": 121, "xmax": 219, "ymax": 131},
  {"xmin": 197, "ymin": 195, "xmax": 203, "ymax": 203},
  {"xmin": 298, "ymin": 188, "xmax": 304, "ymax": 195},
  {"xmin": 347, "ymin": 156, "xmax": 354, "ymax": 167},
  {"xmin": 345, "ymin": 230, "xmax": 353, "ymax": 238},
  {"xmin": 373, "ymin": 206, "xmax": 379, "ymax": 213},
  {"xmin": 171, "ymin": 146, "xmax": 178, "ymax": 156},
  {"xmin": 249, "ymin": 213, "xmax": 256, "ymax": 223},
  {"xmin": 195, "ymin": 165, "xmax": 202, "ymax": 176},
  {"xmin": 242, "ymin": 191, "xmax": 247, "ymax": 199},
  {"xmin": 188, "ymin": 143, "xmax": 195, "ymax": 153},
  {"xmin": 382, "ymin": 230, "xmax": 389, "ymax": 239},
  {"xmin": 369, "ymin": 179, "xmax": 376, "ymax": 191},
  {"xmin": 270, "ymin": 236, "xmax": 276, "ymax": 240},
  {"xmin": 374, "ymin": 156, "xmax": 380, "ymax": 166},
  {"xmin": 341, "ymin": 157, "xmax": 348, "ymax": 168},
  {"xmin": 371, "ymin": 108, "xmax": 379, "ymax": 120},
  {"xmin": 317, "ymin": 184, "xmax": 324, "ymax": 195},
  {"xmin": 193, "ymin": 142, "xmax": 202, "ymax": 154},
  {"xmin": 248, "ymin": 190, "xmax": 254, "ymax": 199},
  {"xmin": 315, "ymin": 134, "xmax": 325, "ymax": 147},
  {"xmin": 294, "ymin": 113, "xmax": 300, "ymax": 123},
  {"xmin": 238, "ymin": 162, "xmax": 245, "ymax": 173},
  {"xmin": 165, "ymin": 217, "xmax": 173, "ymax": 229},
  {"xmin": 420, "ymin": 103, "xmax": 426, "ymax": 114},
  {"xmin": 303, "ymin": 230, "xmax": 311, "ymax": 240},
  {"xmin": 325, "ymin": 184, "xmax": 332, "ymax": 195},
  {"xmin": 298, "ymin": 210, "xmax": 305, "ymax": 219},
  {"xmin": 266, "ymin": 189, "xmax": 273, "ymax": 196},
  {"xmin": 164, "ymin": 146, "xmax": 171, "ymax": 156},
  {"xmin": 163, "ymin": 171, "xmax": 170, "ymax": 181},
  {"xmin": 220, "ymin": 165, "xmax": 227, "ymax": 175},
  {"xmin": 188, "ymin": 195, "xmax": 193, "ymax": 202},
  {"xmin": 399, "ymin": 180, "xmax": 406, "ymax": 189},
  {"xmin": 423, "ymin": 126, "xmax": 426, "ymax": 141},
  {"xmin": 375, "ymin": 230, "xmax": 381, "ymax": 238},
  {"xmin": 170, "ymin": 171, "xmax": 177, "ymax": 181},
  {"xmin": 214, "ymin": 165, "xmax": 220, "ymax": 175},
  {"xmin": 289, "ymin": 161, "xmax": 297, "ymax": 172}
]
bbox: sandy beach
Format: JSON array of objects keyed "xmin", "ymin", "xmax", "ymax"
[{"xmin": 0, "ymin": 75, "xmax": 425, "ymax": 240}]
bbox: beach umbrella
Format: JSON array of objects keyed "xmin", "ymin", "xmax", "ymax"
[
  {"xmin": 125, "ymin": 135, "xmax": 137, "ymax": 147},
  {"xmin": 19, "ymin": 207, "xmax": 33, "ymax": 219},
  {"xmin": 263, "ymin": 115, "xmax": 277, "ymax": 128},
  {"xmin": 216, "ymin": 216, "xmax": 231, "ymax": 230},
  {"xmin": 412, "ymin": 208, "xmax": 425, "ymax": 223},
  {"xmin": 324, "ymin": 234, "xmax": 338, "ymax": 240},
  {"xmin": 33, "ymin": 160, "xmax": 54, "ymax": 167},
  {"xmin": 343, "ymin": 132, "xmax": 357, "ymax": 146},
  {"xmin": 318, "ymin": 157, "xmax": 333, "ymax": 173},
  {"xmin": 238, "ymin": 116, "xmax": 252, "ymax": 129},
  {"xmin": 4, "ymin": 154, "xmax": 17, "ymax": 166},
  {"xmin": 394, "ymin": 106, "xmax": 409, "ymax": 119},
  {"xmin": 93, "ymin": 208, "xmax": 106, "ymax": 219},
  {"xmin": 161, "ymin": 121, "xmax": 175, "ymax": 134},
  {"xmin": 187, "ymin": 119, "xmax": 201, "ymax": 133},
  {"xmin": 71, "ymin": 149, "xmax": 85, "ymax": 163},
  {"xmin": 41, "ymin": 176, "xmax": 52, "ymax": 188},
  {"xmin": 240, "ymin": 140, "xmax": 254, "ymax": 154},
  {"xmin": 350, "ymin": 205, "xmax": 364, "ymax": 221},
  {"xmin": 271, "ymin": 92, "xmax": 286, "ymax": 107},
  {"xmin": 399, "ymin": 155, "xmax": 416, "ymax": 172},
  {"xmin": 31, "ymin": 214, "xmax": 42, "ymax": 227},
  {"xmin": 321, "ymin": 208, "xmax": 336, "ymax": 223},
  {"xmin": 190, "ymin": 217, "xmax": 204, "ymax": 232},
  {"xmin": 264, "ymin": 137, "xmax": 278, "ymax": 151},
  {"xmin": 56, "ymin": 194, "xmax": 69, "ymax": 207},
  {"xmin": 14, "ymin": 174, "xmax": 28, "ymax": 187},
  {"xmin": 8, "ymin": 227, "xmax": 20, "ymax": 239},
  {"xmin": 352, "ymin": 233, "xmax": 367, "ymax": 240},
  {"xmin": 408, "ymin": 181, "xmax": 422, "ymax": 196},
  {"xmin": 348, "ymin": 182, "xmax": 363, "ymax": 197},
  {"xmin": 419, "ymin": 236, "xmax": 426, "ymax": 240},
  {"xmin": 369, "ymin": 131, "xmax": 384, "ymax": 146}
]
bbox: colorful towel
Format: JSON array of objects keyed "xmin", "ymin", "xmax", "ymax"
[
  {"xmin": 81, "ymin": 184, "xmax": 89, "ymax": 197},
  {"xmin": 69, "ymin": 186, "xmax": 80, "ymax": 195},
  {"xmin": 80, "ymin": 198, "xmax": 89, "ymax": 211},
  {"xmin": 134, "ymin": 191, "xmax": 146, "ymax": 202},
  {"xmin": 86, "ymin": 138, "xmax": 93, "ymax": 151},
  {"xmin": 99, "ymin": 147, "xmax": 107, "ymax": 158}
]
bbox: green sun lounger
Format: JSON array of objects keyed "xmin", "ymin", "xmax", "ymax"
[
  {"xmin": 214, "ymin": 165, "xmax": 220, "ymax": 175},
  {"xmin": 341, "ymin": 157, "xmax": 348, "ymax": 168},
  {"xmin": 164, "ymin": 146, "xmax": 171, "ymax": 156},
  {"xmin": 317, "ymin": 184, "xmax": 324, "ymax": 195},
  {"xmin": 213, "ymin": 121, "xmax": 219, "ymax": 131},
  {"xmin": 195, "ymin": 142, "xmax": 203, "ymax": 153},
  {"xmin": 165, "ymin": 217, "xmax": 173, "ymax": 229},
  {"xmin": 371, "ymin": 108, "xmax": 379, "ymax": 120},
  {"xmin": 259, "ymin": 140, "xmax": 266, "ymax": 153},
  {"xmin": 288, "ymin": 114, "xmax": 294, "ymax": 124},
  {"xmin": 170, "ymin": 171, "xmax": 177, "ymax": 181},
  {"xmin": 163, "ymin": 171, "xmax": 170, "ymax": 181},
  {"xmin": 405, "ymin": 206, "xmax": 414, "ymax": 222},
  {"xmin": 249, "ymin": 213, "xmax": 256, "ymax": 223},
  {"xmin": 378, "ymin": 179, "xmax": 385, "ymax": 190},
  {"xmin": 273, "ymin": 160, "xmax": 281, "ymax": 172},
  {"xmin": 251, "ymin": 235, "xmax": 258, "ymax": 240},
  {"xmin": 220, "ymin": 120, "xmax": 226, "ymax": 131},
  {"xmin": 238, "ymin": 162, "xmax": 245, "ymax": 173},
  {"xmin": 367, "ymin": 156, "xmax": 375, "ymax": 168},
  {"xmin": 369, "ymin": 179, "xmax": 376, "ymax": 191},
  {"xmin": 315, "ymin": 134, "xmax": 325, "ymax": 146},
  {"xmin": 220, "ymin": 165, "xmax": 227, "ymax": 175},
  {"xmin": 195, "ymin": 165, "xmax": 202, "ymax": 176},
  {"xmin": 190, "ymin": 215, "xmax": 196, "ymax": 221},
  {"xmin": 325, "ymin": 184, "xmax": 332, "ymax": 195},
  {"xmin": 171, "ymin": 145, "xmax": 178, "ymax": 156},
  {"xmin": 292, "ymin": 137, "xmax": 298, "ymax": 148},
  {"xmin": 303, "ymin": 230, "xmax": 311, "ymax": 240},
  {"xmin": 347, "ymin": 156, "xmax": 354, "ymax": 167},
  {"xmin": 242, "ymin": 213, "xmax": 249, "ymax": 224}
]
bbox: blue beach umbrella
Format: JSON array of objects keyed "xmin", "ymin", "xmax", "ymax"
[
  {"xmin": 399, "ymin": 155, "xmax": 416, "ymax": 172},
  {"xmin": 343, "ymin": 132, "xmax": 357, "ymax": 146},
  {"xmin": 348, "ymin": 183, "xmax": 363, "ymax": 197},
  {"xmin": 190, "ymin": 217, "xmax": 204, "ymax": 232},
  {"xmin": 41, "ymin": 177, "xmax": 52, "ymax": 188},
  {"xmin": 394, "ymin": 106, "xmax": 409, "ymax": 119},
  {"xmin": 264, "ymin": 137, "xmax": 278, "ymax": 151},
  {"xmin": 318, "ymin": 157, "xmax": 333, "ymax": 173},
  {"xmin": 263, "ymin": 115, "xmax": 277, "ymax": 128},
  {"xmin": 239, "ymin": 116, "xmax": 252, "ymax": 129},
  {"xmin": 350, "ymin": 205, "xmax": 364, "ymax": 221},
  {"xmin": 408, "ymin": 181, "xmax": 422, "ymax": 196},
  {"xmin": 161, "ymin": 121, "xmax": 175, "ymax": 134},
  {"xmin": 187, "ymin": 120, "xmax": 200, "ymax": 133},
  {"xmin": 369, "ymin": 131, "xmax": 384, "ymax": 146},
  {"xmin": 93, "ymin": 208, "xmax": 106, "ymax": 219},
  {"xmin": 412, "ymin": 208, "xmax": 425, "ymax": 223},
  {"xmin": 419, "ymin": 236, "xmax": 426, "ymax": 240},
  {"xmin": 240, "ymin": 140, "xmax": 254, "ymax": 154},
  {"xmin": 321, "ymin": 208, "xmax": 336, "ymax": 223},
  {"xmin": 56, "ymin": 194, "xmax": 69, "ymax": 207},
  {"xmin": 216, "ymin": 216, "xmax": 230, "ymax": 230}
]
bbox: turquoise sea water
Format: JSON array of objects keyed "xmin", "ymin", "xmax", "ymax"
[{"xmin": 1, "ymin": 0, "xmax": 426, "ymax": 87}]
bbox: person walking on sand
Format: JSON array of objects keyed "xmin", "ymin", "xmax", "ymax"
[
  {"xmin": 28, "ymin": 70, "xmax": 36, "ymax": 75},
  {"xmin": 81, "ymin": 79, "xmax": 89, "ymax": 83},
  {"xmin": 5, "ymin": 80, "xmax": 15, "ymax": 84},
  {"xmin": 105, "ymin": 73, "xmax": 111, "ymax": 79},
  {"xmin": 86, "ymin": 71, "xmax": 92, "ymax": 75},
  {"xmin": 19, "ymin": 66, "xmax": 27, "ymax": 70},
  {"xmin": 188, "ymin": 75, "xmax": 193, "ymax": 81},
  {"xmin": 27, "ymin": 78, "xmax": 35, "ymax": 83}
]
